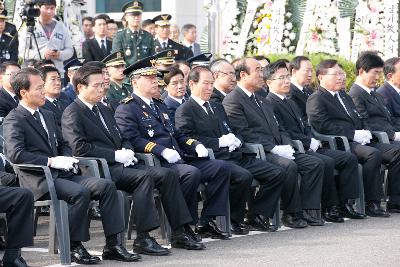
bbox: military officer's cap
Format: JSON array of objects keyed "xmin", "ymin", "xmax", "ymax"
[
  {"xmin": 157, "ymin": 69, "xmax": 169, "ymax": 87},
  {"xmin": 0, "ymin": 14, "xmax": 6, "ymax": 20},
  {"xmin": 152, "ymin": 14, "xmax": 172, "ymax": 27},
  {"xmin": 154, "ymin": 49, "xmax": 175, "ymax": 66},
  {"xmin": 123, "ymin": 55, "xmax": 158, "ymax": 78},
  {"xmin": 64, "ymin": 58, "xmax": 84, "ymax": 71},
  {"xmin": 186, "ymin": 53, "xmax": 213, "ymax": 67},
  {"xmin": 122, "ymin": 1, "xmax": 143, "ymax": 15},
  {"xmin": 102, "ymin": 51, "xmax": 126, "ymax": 67}
]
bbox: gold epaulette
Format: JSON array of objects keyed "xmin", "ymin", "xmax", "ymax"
[
  {"xmin": 186, "ymin": 139, "xmax": 196, "ymax": 145},
  {"xmin": 144, "ymin": 142, "xmax": 157, "ymax": 152},
  {"xmin": 121, "ymin": 96, "xmax": 133, "ymax": 104}
]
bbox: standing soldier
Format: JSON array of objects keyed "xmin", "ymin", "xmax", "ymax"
[
  {"xmin": 0, "ymin": 13, "xmax": 17, "ymax": 63},
  {"xmin": 112, "ymin": 1, "xmax": 155, "ymax": 66}
]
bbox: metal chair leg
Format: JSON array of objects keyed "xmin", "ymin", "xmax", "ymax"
[
  {"xmin": 355, "ymin": 164, "xmax": 365, "ymax": 214},
  {"xmin": 54, "ymin": 200, "xmax": 71, "ymax": 265}
]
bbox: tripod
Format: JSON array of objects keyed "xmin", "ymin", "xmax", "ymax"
[{"xmin": 23, "ymin": 22, "xmax": 42, "ymax": 61}]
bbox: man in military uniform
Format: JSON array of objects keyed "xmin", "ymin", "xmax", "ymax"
[
  {"xmin": 103, "ymin": 51, "xmax": 132, "ymax": 102},
  {"xmin": 153, "ymin": 14, "xmax": 193, "ymax": 61},
  {"xmin": 0, "ymin": 14, "xmax": 17, "ymax": 63},
  {"xmin": 112, "ymin": 1, "xmax": 155, "ymax": 66},
  {"xmin": 114, "ymin": 56, "xmax": 232, "ymax": 240}
]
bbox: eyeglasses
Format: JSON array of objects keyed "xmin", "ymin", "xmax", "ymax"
[
  {"xmin": 88, "ymin": 83, "xmax": 105, "ymax": 89},
  {"xmin": 270, "ymin": 74, "xmax": 291, "ymax": 81},
  {"xmin": 219, "ymin": 71, "xmax": 235, "ymax": 77},
  {"xmin": 169, "ymin": 80, "xmax": 185, "ymax": 86},
  {"xmin": 324, "ymin": 72, "xmax": 345, "ymax": 77}
]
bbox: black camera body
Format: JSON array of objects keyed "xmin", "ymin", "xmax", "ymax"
[{"xmin": 20, "ymin": 0, "xmax": 41, "ymax": 27}]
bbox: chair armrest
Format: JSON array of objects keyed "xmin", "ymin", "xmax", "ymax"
[
  {"xmin": 291, "ymin": 140, "xmax": 305, "ymax": 153},
  {"xmin": 244, "ymin": 143, "xmax": 266, "ymax": 160},
  {"xmin": 136, "ymin": 153, "xmax": 161, "ymax": 166},
  {"xmin": 310, "ymin": 126, "xmax": 351, "ymax": 152},
  {"xmin": 371, "ymin": 131, "xmax": 390, "ymax": 144},
  {"xmin": 75, "ymin": 157, "xmax": 111, "ymax": 180},
  {"xmin": 75, "ymin": 158, "xmax": 100, "ymax": 178},
  {"xmin": 207, "ymin": 148, "xmax": 215, "ymax": 159}
]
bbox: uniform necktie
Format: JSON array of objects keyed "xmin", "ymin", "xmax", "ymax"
[
  {"xmin": 162, "ymin": 42, "xmax": 167, "ymax": 49},
  {"xmin": 13, "ymin": 95, "xmax": 19, "ymax": 103},
  {"xmin": 53, "ymin": 99, "xmax": 62, "ymax": 111},
  {"xmin": 203, "ymin": 102, "xmax": 213, "ymax": 115},
  {"xmin": 150, "ymin": 101, "xmax": 160, "ymax": 118},
  {"xmin": 100, "ymin": 39, "xmax": 106, "ymax": 53}
]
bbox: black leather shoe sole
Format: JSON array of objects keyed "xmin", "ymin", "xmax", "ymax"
[
  {"xmin": 171, "ymin": 241, "xmax": 205, "ymax": 250},
  {"xmin": 365, "ymin": 210, "xmax": 390, "ymax": 218},
  {"xmin": 323, "ymin": 214, "xmax": 344, "ymax": 223},
  {"xmin": 71, "ymin": 255, "xmax": 101, "ymax": 265},
  {"xmin": 102, "ymin": 252, "xmax": 141, "ymax": 262},
  {"xmin": 133, "ymin": 246, "xmax": 171, "ymax": 256}
]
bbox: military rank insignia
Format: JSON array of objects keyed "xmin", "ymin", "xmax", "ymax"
[{"xmin": 148, "ymin": 129, "xmax": 154, "ymax": 137}]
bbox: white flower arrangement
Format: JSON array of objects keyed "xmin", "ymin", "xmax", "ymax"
[{"xmin": 279, "ymin": 1, "xmax": 297, "ymax": 54}]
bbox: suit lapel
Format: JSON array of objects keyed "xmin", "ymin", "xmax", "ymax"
[
  {"xmin": 98, "ymin": 103, "xmax": 122, "ymax": 147},
  {"xmin": 40, "ymin": 108, "xmax": 58, "ymax": 155},
  {"xmin": 189, "ymin": 99, "xmax": 221, "ymax": 137}
]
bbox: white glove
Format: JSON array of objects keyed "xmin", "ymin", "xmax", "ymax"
[
  {"xmin": 218, "ymin": 133, "xmax": 236, "ymax": 148},
  {"xmin": 121, "ymin": 148, "xmax": 138, "ymax": 167},
  {"xmin": 364, "ymin": 130, "xmax": 372, "ymax": 140},
  {"xmin": 271, "ymin": 145, "xmax": 295, "ymax": 159},
  {"xmin": 115, "ymin": 149, "xmax": 134, "ymax": 164},
  {"xmin": 309, "ymin": 138, "xmax": 320, "ymax": 152},
  {"xmin": 228, "ymin": 137, "xmax": 242, "ymax": 152},
  {"xmin": 195, "ymin": 144, "xmax": 209, "ymax": 157},
  {"xmin": 354, "ymin": 130, "xmax": 368, "ymax": 144},
  {"xmin": 0, "ymin": 153, "xmax": 6, "ymax": 166},
  {"xmin": 49, "ymin": 156, "xmax": 79, "ymax": 171},
  {"xmin": 161, "ymin": 148, "xmax": 182, "ymax": 163},
  {"xmin": 394, "ymin": 132, "xmax": 400, "ymax": 141}
]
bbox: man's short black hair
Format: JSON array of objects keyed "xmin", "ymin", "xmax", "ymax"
[
  {"xmin": 82, "ymin": 16, "xmax": 93, "ymax": 24},
  {"xmin": 84, "ymin": 61, "xmax": 106, "ymax": 69},
  {"xmin": 356, "ymin": 51, "xmax": 384, "ymax": 74},
  {"xmin": 35, "ymin": 59, "xmax": 55, "ymax": 69},
  {"xmin": 383, "ymin": 57, "xmax": 400, "ymax": 79},
  {"xmin": 92, "ymin": 14, "xmax": 108, "ymax": 26},
  {"xmin": 38, "ymin": 65, "xmax": 60, "ymax": 81},
  {"xmin": 263, "ymin": 60, "xmax": 288, "ymax": 81},
  {"xmin": 0, "ymin": 61, "xmax": 20, "ymax": 75},
  {"xmin": 234, "ymin": 58, "xmax": 251, "ymax": 81},
  {"xmin": 107, "ymin": 19, "xmax": 117, "ymax": 25},
  {"xmin": 188, "ymin": 66, "xmax": 212, "ymax": 83},
  {"xmin": 142, "ymin": 19, "xmax": 155, "ymax": 28},
  {"xmin": 253, "ymin": 55, "xmax": 270, "ymax": 63},
  {"xmin": 11, "ymin": 68, "xmax": 42, "ymax": 100},
  {"xmin": 316, "ymin": 59, "xmax": 338, "ymax": 78},
  {"xmin": 37, "ymin": 0, "xmax": 56, "ymax": 7},
  {"xmin": 164, "ymin": 67, "xmax": 184, "ymax": 85},
  {"xmin": 72, "ymin": 65, "xmax": 103, "ymax": 94},
  {"xmin": 289, "ymin": 56, "xmax": 310, "ymax": 74}
]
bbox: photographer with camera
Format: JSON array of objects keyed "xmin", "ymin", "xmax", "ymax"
[{"xmin": 18, "ymin": 0, "xmax": 73, "ymax": 79}]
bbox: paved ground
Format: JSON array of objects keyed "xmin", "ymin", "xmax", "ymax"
[{"xmin": 1, "ymin": 214, "xmax": 400, "ymax": 267}]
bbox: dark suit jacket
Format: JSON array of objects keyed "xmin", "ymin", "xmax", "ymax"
[
  {"xmin": 41, "ymin": 94, "xmax": 69, "ymax": 126},
  {"xmin": 222, "ymin": 86, "xmax": 292, "ymax": 152},
  {"xmin": 100, "ymin": 98, "xmax": 120, "ymax": 115},
  {"xmin": 175, "ymin": 98, "xmax": 251, "ymax": 160},
  {"xmin": 377, "ymin": 81, "xmax": 400, "ymax": 131},
  {"xmin": 3, "ymin": 105, "xmax": 70, "ymax": 200},
  {"xmin": 267, "ymin": 93, "xmax": 312, "ymax": 149},
  {"xmin": 349, "ymin": 83, "xmax": 396, "ymax": 140},
  {"xmin": 210, "ymin": 88, "xmax": 225, "ymax": 104},
  {"xmin": 0, "ymin": 88, "xmax": 18, "ymax": 119},
  {"xmin": 255, "ymin": 86, "xmax": 269, "ymax": 99},
  {"xmin": 82, "ymin": 38, "xmax": 112, "ymax": 63},
  {"xmin": 306, "ymin": 86, "xmax": 364, "ymax": 141},
  {"xmin": 154, "ymin": 39, "xmax": 193, "ymax": 61},
  {"xmin": 164, "ymin": 95, "xmax": 183, "ymax": 125},
  {"xmin": 289, "ymin": 83, "xmax": 314, "ymax": 123}
]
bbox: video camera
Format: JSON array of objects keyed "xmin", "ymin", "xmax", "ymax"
[{"xmin": 20, "ymin": 0, "xmax": 41, "ymax": 27}]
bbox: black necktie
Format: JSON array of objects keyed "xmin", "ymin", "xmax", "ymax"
[
  {"xmin": 181, "ymin": 98, "xmax": 185, "ymax": 104},
  {"xmin": 92, "ymin": 105, "xmax": 100, "ymax": 118},
  {"xmin": 100, "ymin": 39, "xmax": 106, "ymax": 53},
  {"xmin": 13, "ymin": 95, "xmax": 19, "ymax": 103},
  {"xmin": 370, "ymin": 90, "xmax": 378, "ymax": 101},
  {"xmin": 250, "ymin": 94, "xmax": 261, "ymax": 108},
  {"xmin": 33, "ymin": 111, "xmax": 49, "ymax": 138},
  {"xmin": 149, "ymin": 101, "xmax": 159, "ymax": 118},
  {"xmin": 162, "ymin": 42, "xmax": 167, "ymax": 49},
  {"xmin": 53, "ymin": 99, "xmax": 62, "ymax": 111},
  {"xmin": 203, "ymin": 102, "xmax": 213, "ymax": 115},
  {"xmin": 334, "ymin": 93, "xmax": 350, "ymax": 116}
]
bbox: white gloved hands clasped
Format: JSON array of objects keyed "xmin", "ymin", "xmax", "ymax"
[
  {"xmin": 354, "ymin": 130, "xmax": 372, "ymax": 145},
  {"xmin": 218, "ymin": 133, "xmax": 236, "ymax": 148},
  {"xmin": 161, "ymin": 148, "xmax": 181, "ymax": 163},
  {"xmin": 195, "ymin": 144, "xmax": 209, "ymax": 157},
  {"xmin": 115, "ymin": 148, "xmax": 138, "ymax": 167},
  {"xmin": 309, "ymin": 138, "xmax": 320, "ymax": 152},
  {"xmin": 49, "ymin": 156, "xmax": 79, "ymax": 171},
  {"xmin": 271, "ymin": 145, "xmax": 295, "ymax": 159},
  {"xmin": 394, "ymin": 132, "xmax": 400, "ymax": 141}
]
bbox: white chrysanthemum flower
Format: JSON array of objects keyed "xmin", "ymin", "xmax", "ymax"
[
  {"xmin": 289, "ymin": 46, "xmax": 295, "ymax": 52},
  {"xmin": 285, "ymin": 22, "xmax": 293, "ymax": 31},
  {"xmin": 289, "ymin": 32, "xmax": 296, "ymax": 40},
  {"xmin": 284, "ymin": 30, "xmax": 289, "ymax": 37},
  {"xmin": 283, "ymin": 38, "xmax": 291, "ymax": 47},
  {"xmin": 286, "ymin": 12, "xmax": 292, "ymax": 18}
]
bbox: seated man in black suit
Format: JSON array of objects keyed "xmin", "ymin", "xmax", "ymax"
[
  {"xmin": 175, "ymin": 66, "xmax": 285, "ymax": 233},
  {"xmin": 38, "ymin": 66, "xmax": 70, "ymax": 126},
  {"xmin": 223, "ymin": 57, "xmax": 324, "ymax": 228},
  {"xmin": 377, "ymin": 57, "xmax": 400, "ymax": 130},
  {"xmin": 115, "ymin": 56, "xmax": 231, "ymax": 240},
  {"xmin": 164, "ymin": 67, "xmax": 187, "ymax": 124},
  {"xmin": 0, "ymin": 61, "xmax": 20, "ymax": 119},
  {"xmin": 265, "ymin": 61, "xmax": 363, "ymax": 222},
  {"xmin": 209, "ymin": 59, "xmax": 236, "ymax": 104},
  {"xmin": 82, "ymin": 15, "xmax": 112, "ymax": 63},
  {"xmin": 0, "ymin": 186, "xmax": 34, "ymax": 267},
  {"xmin": 62, "ymin": 58, "xmax": 82, "ymax": 105},
  {"xmin": 3, "ymin": 68, "xmax": 139, "ymax": 264},
  {"xmin": 62, "ymin": 64, "xmax": 204, "ymax": 253},
  {"xmin": 349, "ymin": 52, "xmax": 400, "ymax": 214},
  {"xmin": 307, "ymin": 59, "xmax": 389, "ymax": 217}
]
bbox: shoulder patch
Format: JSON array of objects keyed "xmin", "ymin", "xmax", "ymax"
[{"xmin": 121, "ymin": 96, "xmax": 134, "ymax": 104}]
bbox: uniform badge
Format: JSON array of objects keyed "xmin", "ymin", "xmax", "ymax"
[
  {"xmin": 163, "ymin": 113, "xmax": 169, "ymax": 120},
  {"xmin": 126, "ymin": 49, "xmax": 131, "ymax": 56},
  {"xmin": 143, "ymin": 111, "xmax": 149, "ymax": 117},
  {"xmin": 5, "ymin": 52, "xmax": 9, "ymax": 60},
  {"xmin": 142, "ymin": 105, "xmax": 146, "ymax": 108},
  {"xmin": 174, "ymin": 49, "xmax": 178, "ymax": 54},
  {"xmin": 148, "ymin": 129, "xmax": 154, "ymax": 137}
]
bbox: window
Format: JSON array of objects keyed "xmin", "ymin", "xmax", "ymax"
[{"xmin": 96, "ymin": 0, "xmax": 161, "ymax": 13}]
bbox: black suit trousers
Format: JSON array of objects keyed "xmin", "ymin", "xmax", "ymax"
[
  {"xmin": 308, "ymin": 149, "xmax": 360, "ymax": 207},
  {"xmin": 50, "ymin": 175, "xmax": 124, "ymax": 242},
  {"xmin": 0, "ymin": 186, "xmax": 34, "ymax": 248},
  {"xmin": 227, "ymin": 156, "xmax": 285, "ymax": 220},
  {"xmin": 265, "ymin": 152, "xmax": 324, "ymax": 212}
]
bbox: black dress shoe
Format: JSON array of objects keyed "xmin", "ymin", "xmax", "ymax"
[
  {"xmin": 323, "ymin": 206, "xmax": 344, "ymax": 223},
  {"xmin": 245, "ymin": 215, "xmax": 276, "ymax": 232},
  {"xmin": 195, "ymin": 221, "xmax": 230, "ymax": 240},
  {"xmin": 366, "ymin": 202, "xmax": 390, "ymax": 218},
  {"xmin": 184, "ymin": 224, "xmax": 202, "ymax": 242},
  {"xmin": 89, "ymin": 206, "xmax": 102, "ymax": 220},
  {"xmin": 133, "ymin": 237, "xmax": 170, "ymax": 256},
  {"xmin": 231, "ymin": 221, "xmax": 250, "ymax": 235},
  {"xmin": 102, "ymin": 245, "xmax": 141, "ymax": 262},
  {"xmin": 3, "ymin": 257, "xmax": 29, "ymax": 267},
  {"xmin": 302, "ymin": 210, "xmax": 325, "ymax": 226},
  {"xmin": 338, "ymin": 204, "xmax": 366, "ymax": 219},
  {"xmin": 387, "ymin": 202, "xmax": 400, "ymax": 213},
  {"xmin": 282, "ymin": 213, "xmax": 308, "ymax": 229},
  {"xmin": 71, "ymin": 244, "xmax": 101, "ymax": 265},
  {"xmin": 171, "ymin": 232, "xmax": 205, "ymax": 250}
]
